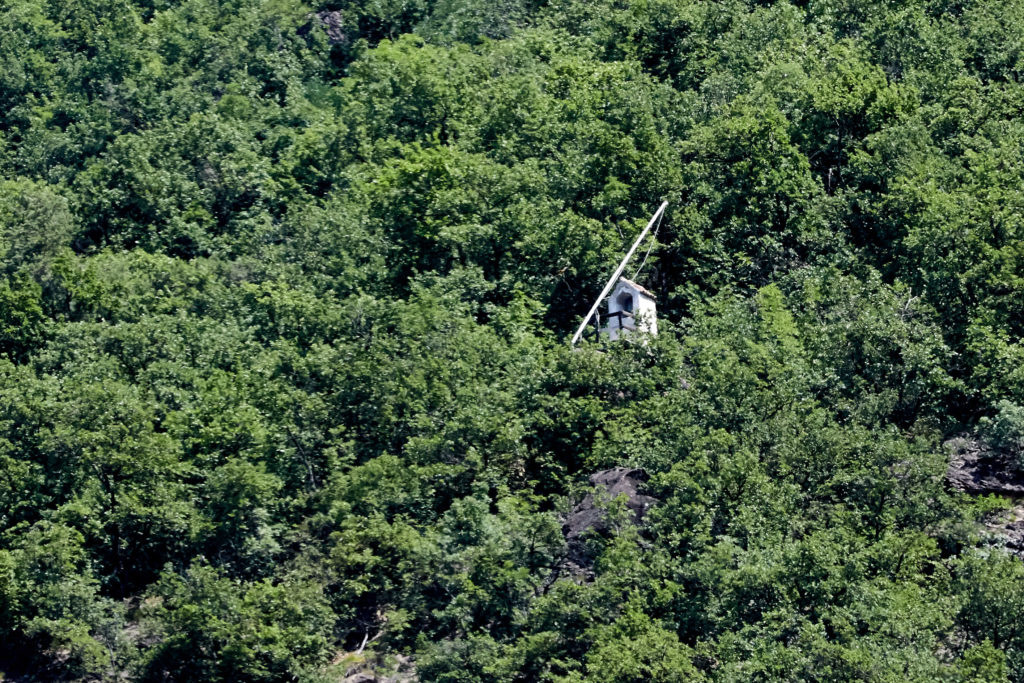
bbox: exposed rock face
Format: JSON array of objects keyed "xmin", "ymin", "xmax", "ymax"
[
  {"xmin": 984, "ymin": 505, "xmax": 1024, "ymax": 557},
  {"xmin": 341, "ymin": 653, "xmax": 416, "ymax": 683},
  {"xmin": 946, "ymin": 435, "xmax": 1024, "ymax": 558},
  {"xmin": 946, "ymin": 436, "xmax": 1024, "ymax": 496},
  {"xmin": 298, "ymin": 10, "xmax": 348, "ymax": 46},
  {"xmin": 344, "ymin": 675, "xmax": 376, "ymax": 683},
  {"xmin": 561, "ymin": 467, "xmax": 657, "ymax": 576}
]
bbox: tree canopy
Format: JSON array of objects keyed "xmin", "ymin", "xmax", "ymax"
[{"xmin": 2, "ymin": 0, "xmax": 1024, "ymax": 680}]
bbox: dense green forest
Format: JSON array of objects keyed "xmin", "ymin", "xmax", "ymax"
[{"xmin": 3, "ymin": 0, "xmax": 1024, "ymax": 679}]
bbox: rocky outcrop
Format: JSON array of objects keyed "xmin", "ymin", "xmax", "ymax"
[
  {"xmin": 946, "ymin": 435, "xmax": 1024, "ymax": 558},
  {"xmin": 946, "ymin": 435, "xmax": 1024, "ymax": 496},
  {"xmin": 298, "ymin": 11, "xmax": 348, "ymax": 46},
  {"xmin": 560, "ymin": 467, "xmax": 657, "ymax": 577},
  {"xmin": 340, "ymin": 653, "xmax": 416, "ymax": 683},
  {"xmin": 983, "ymin": 505, "xmax": 1024, "ymax": 557}
]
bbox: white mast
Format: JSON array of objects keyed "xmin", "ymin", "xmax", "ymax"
[{"xmin": 570, "ymin": 201, "xmax": 668, "ymax": 346}]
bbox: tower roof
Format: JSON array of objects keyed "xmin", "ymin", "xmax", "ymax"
[{"xmin": 616, "ymin": 277, "xmax": 656, "ymax": 299}]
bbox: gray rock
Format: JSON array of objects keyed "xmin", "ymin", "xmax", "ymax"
[
  {"xmin": 946, "ymin": 435, "xmax": 1024, "ymax": 496},
  {"xmin": 946, "ymin": 435, "xmax": 1024, "ymax": 559},
  {"xmin": 560, "ymin": 467, "xmax": 657, "ymax": 577},
  {"xmin": 298, "ymin": 10, "xmax": 348, "ymax": 46},
  {"xmin": 344, "ymin": 675, "xmax": 376, "ymax": 683}
]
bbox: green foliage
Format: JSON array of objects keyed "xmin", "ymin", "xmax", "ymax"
[
  {"xmin": 579, "ymin": 604, "xmax": 704, "ymax": 682},
  {"xmin": 3, "ymin": 0, "xmax": 1024, "ymax": 680},
  {"xmin": 141, "ymin": 563, "xmax": 334, "ymax": 682},
  {"xmin": 0, "ymin": 521, "xmax": 129, "ymax": 678},
  {"xmin": 954, "ymin": 552, "xmax": 1024, "ymax": 672},
  {"xmin": 979, "ymin": 401, "xmax": 1024, "ymax": 470}
]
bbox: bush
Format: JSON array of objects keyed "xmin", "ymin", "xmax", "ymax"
[{"xmin": 979, "ymin": 401, "xmax": 1024, "ymax": 469}]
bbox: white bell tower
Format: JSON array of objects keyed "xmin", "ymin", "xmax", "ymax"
[
  {"xmin": 602, "ymin": 278, "xmax": 657, "ymax": 341},
  {"xmin": 570, "ymin": 201, "xmax": 667, "ymax": 347}
]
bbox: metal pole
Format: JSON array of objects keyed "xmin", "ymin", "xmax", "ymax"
[{"xmin": 570, "ymin": 200, "xmax": 668, "ymax": 346}]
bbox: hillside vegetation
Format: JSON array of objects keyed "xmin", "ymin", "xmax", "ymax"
[{"xmin": 3, "ymin": 0, "xmax": 1024, "ymax": 680}]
